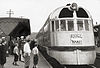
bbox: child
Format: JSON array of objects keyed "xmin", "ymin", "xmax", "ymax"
[
  {"xmin": 32, "ymin": 41, "xmax": 39, "ymax": 68},
  {"xmin": 13, "ymin": 43, "xmax": 19, "ymax": 66}
]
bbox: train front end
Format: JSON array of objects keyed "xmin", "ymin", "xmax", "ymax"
[{"xmin": 49, "ymin": 3, "xmax": 96, "ymax": 65}]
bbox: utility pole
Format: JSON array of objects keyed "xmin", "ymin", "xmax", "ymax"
[
  {"xmin": 96, "ymin": 22, "xmax": 98, "ymax": 25},
  {"xmin": 7, "ymin": 9, "xmax": 14, "ymax": 18},
  {"xmin": 20, "ymin": 16, "xmax": 23, "ymax": 18}
]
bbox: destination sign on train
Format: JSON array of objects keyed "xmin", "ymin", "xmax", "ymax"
[{"xmin": 70, "ymin": 34, "xmax": 82, "ymax": 45}]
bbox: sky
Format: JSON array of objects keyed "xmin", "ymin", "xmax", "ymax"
[{"xmin": 0, "ymin": 0, "xmax": 100, "ymax": 33}]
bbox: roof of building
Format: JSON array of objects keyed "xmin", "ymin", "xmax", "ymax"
[{"xmin": 0, "ymin": 17, "xmax": 31, "ymax": 37}]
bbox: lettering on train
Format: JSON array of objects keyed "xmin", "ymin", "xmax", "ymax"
[{"xmin": 70, "ymin": 34, "xmax": 82, "ymax": 45}]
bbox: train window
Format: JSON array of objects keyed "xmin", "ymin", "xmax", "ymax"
[
  {"xmin": 59, "ymin": 8, "xmax": 73, "ymax": 18},
  {"xmin": 76, "ymin": 8, "xmax": 89, "ymax": 18},
  {"xmin": 55, "ymin": 20, "xmax": 59, "ymax": 31},
  {"xmin": 60, "ymin": 20, "xmax": 66, "ymax": 31},
  {"xmin": 68, "ymin": 21, "xmax": 74, "ymax": 31},
  {"xmin": 44, "ymin": 23, "xmax": 48, "ymax": 32},
  {"xmin": 77, "ymin": 21, "xmax": 83, "ymax": 31},
  {"xmin": 84, "ymin": 20, "xmax": 89, "ymax": 31},
  {"xmin": 52, "ymin": 21, "xmax": 54, "ymax": 32}
]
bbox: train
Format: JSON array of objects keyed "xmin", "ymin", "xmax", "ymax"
[{"xmin": 36, "ymin": 3, "xmax": 96, "ymax": 68}]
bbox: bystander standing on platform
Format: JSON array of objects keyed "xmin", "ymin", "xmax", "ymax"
[
  {"xmin": 0, "ymin": 37, "xmax": 7, "ymax": 68},
  {"xmin": 23, "ymin": 39, "xmax": 31, "ymax": 68},
  {"xmin": 12, "ymin": 42, "xmax": 19, "ymax": 66},
  {"xmin": 32, "ymin": 39, "xmax": 39, "ymax": 68}
]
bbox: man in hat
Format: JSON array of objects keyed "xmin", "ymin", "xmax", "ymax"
[{"xmin": 23, "ymin": 39, "xmax": 31, "ymax": 68}]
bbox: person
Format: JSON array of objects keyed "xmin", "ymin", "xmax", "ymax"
[
  {"xmin": 12, "ymin": 43, "xmax": 19, "ymax": 66},
  {"xmin": 60, "ymin": 23, "xmax": 66, "ymax": 31},
  {"xmin": 32, "ymin": 40, "xmax": 39, "ymax": 68},
  {"xmin": 19, "ymin": 36, "xmax": 25, "ymax": 62},
  {"xmin": 30, "ymin": 39, "xmax": 35, "ymax": 50},
  {"xmin": 23, "ymin": 40, "xmax": 31, "ymax": 68},
  {"xmin": 0, "ymin": 37, "xmax": 7, "ymax": 68}
]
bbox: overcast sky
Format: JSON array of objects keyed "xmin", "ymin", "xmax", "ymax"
[{"xmin": 0, "ymin": 0, "xmax": 100, "ymax": 32}]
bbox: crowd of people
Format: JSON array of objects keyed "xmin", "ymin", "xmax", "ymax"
[
  {"xmin": 14, "ymin": 37, "xmax": 39, "ymax": 68},
  {"xmin": 0, "ymin": 36, "xmax": 39, "ymax": 68}
]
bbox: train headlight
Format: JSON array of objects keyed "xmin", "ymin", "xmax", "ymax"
[{"xmin": 70, "ymin": 3, "xmax": 77, "ymax": 11}]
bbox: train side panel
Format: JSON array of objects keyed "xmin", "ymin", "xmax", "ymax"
[{"xmin": 49, "ymin": 50, "xmax": 96, "ymax": 65}]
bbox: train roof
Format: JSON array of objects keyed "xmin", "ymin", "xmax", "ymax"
[
  {"xmin": 49, "ymin": 3, "xmax": 91, "ymax": 19},
  {"xmin": 0, "ymin": 17, "xmax": 31, "ymax": 37}
]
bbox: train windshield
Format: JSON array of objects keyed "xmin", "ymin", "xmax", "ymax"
[
  {"xmin": 52, "ymin": 19, "xmax": 90, "ymax": 32},
  {"xmin": 77, "ymin": 19, "xmax": 89, "ymax": 31},
  {"xmin": 77, "ymin": 20, "xmax": 83, "ymax": 31},
  {"xmin": 68, "ymin": 20, "xmax": 74, "ymax": 31},
  {"xmin": 60, "ymin": 20, "xmax": 66, "ymax": 31}
]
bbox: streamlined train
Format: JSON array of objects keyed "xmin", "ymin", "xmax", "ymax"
[{"xmin": 36, "ymin": 3, "xmax": 96, "ymax": 68}]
